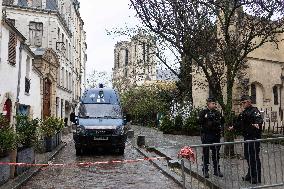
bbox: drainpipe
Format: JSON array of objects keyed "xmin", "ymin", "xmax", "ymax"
[
  {"xmin": 11, "ymin": 42, "xmax": 23, "ymax": 179},
  {"xmin": 16, "ymin": 42, "xmax": 24, "ymax": 107},
  {"xmin": 280, "ymin": 73, "xmax": 284, "ymax": 122}
]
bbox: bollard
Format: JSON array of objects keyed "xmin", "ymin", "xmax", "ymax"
[
  {"xmin": 127, "ymin": 130, "xmax": 134, "ymax": 139},
  {"xmin": 137, "ymin": 135, "xmax": 145, "ymax": 147}
]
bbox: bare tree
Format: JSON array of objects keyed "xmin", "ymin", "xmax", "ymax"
[
  {"xmin": 85, "ymin": 70, "xmax": 112, "ymax": 88},
  {"xmin": 131, "ymin": 0, "xmax": 284, "ymax": 147}
]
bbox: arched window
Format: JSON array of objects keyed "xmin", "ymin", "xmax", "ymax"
[
  {"xmin": 142, "ymin": 42, "xmax": 146, "ymax": 63},
  {"xmin": 251, "ymin": 84, "xmax": 256, "ymax": 104},
  {"xmin": 273, "ymin": 86, "xmax": 279, "ymax": 105},
  {"xmin": 117, "ymin": 52, "xmax": 120, "ymax": 68}
]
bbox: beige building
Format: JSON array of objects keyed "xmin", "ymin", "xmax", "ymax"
[
  {"xmin": 112, "ymin": 32, "xmax": 157, "ymax": 92},
  {"xmin": 192, "ymin": 35, "xmax": 284, "ymax": 131},
  {"xmin": 2, "ymin": 0, "xmax": 87, "ymax": 122}
]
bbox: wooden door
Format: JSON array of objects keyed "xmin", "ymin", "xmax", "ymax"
[{"xmin": 43, "ymin": 78, "xmax": 52, "ymax": 118}]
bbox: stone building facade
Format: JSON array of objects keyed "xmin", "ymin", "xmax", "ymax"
[
  {"xmin": 192, "ymin": 37, "xmax": 284, "ymax": 130},
  {"xmin": 112, "ymin": 32, "xmax": 157, "ymax": 92},
  {"xmin": 2, "ymin": 0, "xmax": 87, "ymax": 122}
]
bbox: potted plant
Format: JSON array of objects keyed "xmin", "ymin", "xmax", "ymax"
[
  {"xmin": 40, "ymin": 117, "xmax": 64, "ymax": 152},
  {"xmin": 16, "ymin": 115, "xmax": 38, "ymax": 149},
  {"xmin": 15, "ymin": 115, "xmax": 38, "ymax": 175},
  {"xmin": 0, "ymin": 114, "xmax": 17, "ymax": 185},
  {"xmin": 40, "ymin": 117, "xmax": 57, "ymax": 152},
  {"xmin": 54, "ymin": 118, "xmax": 64, "ymax": 147}
]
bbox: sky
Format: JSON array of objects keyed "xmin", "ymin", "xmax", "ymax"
[{"xmin": 79, "ymin": 0, "xmax": 138, "ymax": 75}]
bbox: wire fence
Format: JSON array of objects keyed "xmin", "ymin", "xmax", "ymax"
[{"xmin": 179, "ymin": 137, "xmax": 284, "ymax": 189}]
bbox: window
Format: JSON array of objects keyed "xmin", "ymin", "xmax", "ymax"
[
  {"xmin": 117, "ymin": 52, "xmax": 120, "ymax": 68},
  {"xmin": 62, "ymin": 33, "xmax": 64, "ymax": 43},
  {"xmin": 25, "ymin": 77, "xmax": 31, "ymax": 94},
  {"xmin": 251, "ymin": 84, "xmax": 256, "ymax": 104},
  {"xmin": 29, "ymin": 22, "xmax": 43, "ymax": 47},
  {"xmin": 69, "ymin": 43, "xmax": 71, "ymax": 61},
  {"xmin": 3, "ymin": 0, "xmax": 14, "ymax": 5},
  {"xmin": 69, "ymin": 73, "xmax": 71, "ymax": 90},
  {"xmin": 125, "ymin": 49, "xmax": 129, "ymax": 66},
  {"xmin": 147, "ymin": 44, "xmax": 150, "ymax": 63},
  {"xmin": 66, "ymin": 39, "xmax": 68, "ymax": 58},
  {"xmin": 56, "ymin": 97, "xmax": 59, "ymax": 117},
  {"xmin": 61, "ymin": 99, "xmax": 64, "ymax": 118},
  {"xmin": 61, "ymin": 67, "xmax": 64, "ymax": 86},
  {"xmin": 57, "ymin": 27, "xmax": 60, "ymax": 41},
  {"xmin": 26, "ymin": 56, "xmax": 31, "ymax": 78},
  {"xmin": 18, "ymin": 104, "xmax": 30, "ymax": 116},
  {"xmin": 46, "ymin": 0, "xmax": 57, "ymax": 10},
  {"xmin": 8, "ymin": 31, "xmax": 17, "ymax": 65},
  {"xmin": 60, "ymin": 34, "xmax": 65, "ymax": 53},
  {"xmin": 25, "ymin": 56, "xmax": 31, "ymax": 94},
  {"xmin": 273, "ymin": 86, "xmax": 279, "ymax": 105},
  {"xmin": 142, "ymin": 42, "xmax": 146, "ymax": 63},
  {"xmin": 65, "ymin": 70, "xmax": 68, "ymax": 89}
]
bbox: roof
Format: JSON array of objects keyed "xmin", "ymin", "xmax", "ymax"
[{"xmin": 2, "ymin": 19, "xmax": 26, "ymax": 41}]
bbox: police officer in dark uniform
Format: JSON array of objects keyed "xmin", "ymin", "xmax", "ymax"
[
  {"xmin": 230, "ymin": 95, "xmax": 263, "ymax": 184},
  {"xmin": 199, "ymin": 97, "xmax": 224, "ymax": 178}
]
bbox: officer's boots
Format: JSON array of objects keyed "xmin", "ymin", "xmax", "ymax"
[
  {"xmin": 202, "ymin": 167, "xmax": 209, "ymax": 178},
  {"xmin": 213, "ymin": 166, "xmax": 223, "ymax": 177}
]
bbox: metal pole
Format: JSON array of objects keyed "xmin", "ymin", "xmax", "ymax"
[{"xmin": 181, "ymin": 159, "xmax": 186, "ymax": 189}]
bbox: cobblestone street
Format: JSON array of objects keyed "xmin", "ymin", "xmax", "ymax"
[{"xmin": 20, "ymin": 133, "xmax": 180, "ymax": 189}]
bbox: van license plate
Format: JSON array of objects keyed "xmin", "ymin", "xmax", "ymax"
[{"xmin": 94, "ymin": 137, "xmax": 108, "ymax": 141}]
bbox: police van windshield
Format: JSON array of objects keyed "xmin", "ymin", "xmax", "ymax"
[
  {"xmin": 78, "ymin": 104, "xmax": 122, "ymax": 119},
  {"xmin": 81, "ymin": 89, "xmax": 120, "ymax": 105}
]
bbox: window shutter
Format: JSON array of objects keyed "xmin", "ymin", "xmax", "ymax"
[{"xmin": 8, "ymin": 31, "xmax": 17, "ymax": 65}]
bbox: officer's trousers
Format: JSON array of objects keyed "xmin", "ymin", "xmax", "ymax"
[
  {"xmin": 201, "ymin": 134, "xmax": 221, "ymax": 171},
  {"xmin": 244, "ymin": 140, "xmax": 261, "ymax": 181}
]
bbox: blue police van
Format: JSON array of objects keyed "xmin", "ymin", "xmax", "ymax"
[{"xmin": 72, "ymin": 86, "xmax": 127, "ymax": 155}]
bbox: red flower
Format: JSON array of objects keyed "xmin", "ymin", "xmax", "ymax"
[{"xmin": 178, "ymin": 146, "xmax": 196, "ymax": 163}]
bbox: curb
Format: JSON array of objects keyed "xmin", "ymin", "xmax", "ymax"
[
  {"xmin": 142, "ymin": 146, "xmax": 220, "ymax": 189},
  {"xmin": 134, "ymin": 146, "xmax": 187, "ymax": 189},
  {"xmin": 0, "ymin": 142, "xmax": 67, "ymax": 189}
]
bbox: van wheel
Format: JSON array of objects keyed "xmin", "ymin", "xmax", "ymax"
[
  {"xmin": 117, "ymin": 147, "xmax": 125, "ymax": 155},
  {"xmin": 76, "ymin": 147, "xmax": 83, "ymax": 156}
]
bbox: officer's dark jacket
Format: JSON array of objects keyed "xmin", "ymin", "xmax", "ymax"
[
  {"xmin": 234, "ymin": 106, "xmax": 263, "ymax": 139},
  {"xmin": 198, "ymin": 108, "xmax": 224, "ymax": 136}
]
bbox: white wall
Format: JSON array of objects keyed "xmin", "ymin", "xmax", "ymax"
[
  {"xmin": 0, "ymin": 25, "xmax": 21, "ymax": 105},
  {"xmin": 18, "ymin": 49, "xmax": 42, "ymax": 119}
]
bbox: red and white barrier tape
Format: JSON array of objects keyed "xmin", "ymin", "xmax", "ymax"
[{"xmin": 0, "ymin": 157, "xmax": 166, "ymax": 168}]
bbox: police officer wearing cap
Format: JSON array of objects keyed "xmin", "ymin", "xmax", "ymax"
[
  {"xmin": 198, "ymin": 97, "xmax": 224, "ymax": 178},
  {"xmin": 229, "ymin": 95, "xmax": 263, "ymax": 184}
]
